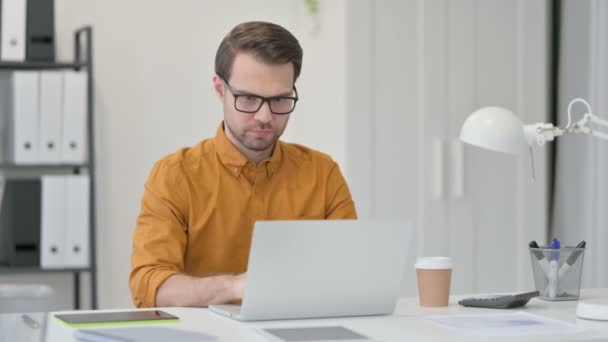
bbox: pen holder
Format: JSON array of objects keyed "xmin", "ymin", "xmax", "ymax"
[{"xmin": 529, "ymin": 246, "xmax": 585, "ymax": 301}]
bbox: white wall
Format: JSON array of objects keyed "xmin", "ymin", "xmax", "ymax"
[
  {"xmin": 347, "ymin": 0, "xmax": 549, "ymax": 295},
  {"xmin": 51, "ymin": 0, "xmax": 348, "ymax": 308},
  {"xmin": 554, "ymin": 0, "xmax": 608, "ymax": 288}
]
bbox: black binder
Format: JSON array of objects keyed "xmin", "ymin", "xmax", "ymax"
[
  {"xmin": 26, "ymin": 0, "xmax": 55, "ymax": 61},
  {"xmin": 0, "ymin": 179, "xmax": 41, "ymax": 266}
]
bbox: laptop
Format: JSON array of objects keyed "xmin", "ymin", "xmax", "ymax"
[{"xmin": 209, "ymin": 220, "xmax": 412, "ymax": 321}]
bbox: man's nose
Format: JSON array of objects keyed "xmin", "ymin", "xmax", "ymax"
[{"xmin": 253, "ymin": 101, "xmax": 273, "ymax": 123}]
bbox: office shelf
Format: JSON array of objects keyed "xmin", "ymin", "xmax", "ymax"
[
  {"xmin": 0, "ymin": 163, "xmax": 89, "ymax": 169},
  {"xmin": 0, "ymin": 61, "xmax": 86, "ymax": 70},
  {"xmin": 0, "ymin": 26, "xmax": 97, "ymax": 310},
  {"xmin": 0, "ymin": 266, "xmax": 92, "ymax": 274}
]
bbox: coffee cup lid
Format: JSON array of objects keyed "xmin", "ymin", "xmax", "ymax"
[{"xmin": 415, "ymin": 256, "xmax": 453, "ymax": 269}]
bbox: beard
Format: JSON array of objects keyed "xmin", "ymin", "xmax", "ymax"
[
  {"xmin": 225, "ymin": 121, "xmax": 283, "ymax": 153},
  {"xmin": 241, "ymin": 133, "xmax": 278, "ymax": 151}
]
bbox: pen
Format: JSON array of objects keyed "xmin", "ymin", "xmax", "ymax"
[
  {"xmin": 549, "ymin": 238, "xmax": 560, "ymax": 261},
  {"xmin": 529, "ymin": 241, "xmax": 550, "ymax": 277},
  {"xmin": 21, "ymin": 314, "xmax": 40, "ymax": 330},
  {"xmin": 548, "ymin": 238, "xmax": 560, "ymax": 298},
  {"xmin": 558, "ymin": 240, "xmax": 586, "ymax": 279}
]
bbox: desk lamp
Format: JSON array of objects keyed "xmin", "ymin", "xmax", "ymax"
[{"xmin": 459, "ymin": 98, "xmax": 608, "ymax": 321}]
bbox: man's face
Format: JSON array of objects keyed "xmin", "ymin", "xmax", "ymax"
[{"xmin": 213, "ymin": 53, "xmax": 295, "ymax": 156}]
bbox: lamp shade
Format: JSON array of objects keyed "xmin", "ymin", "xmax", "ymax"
[{"xmin": 459, "ymin": 106, "xmax": 527, "ymax": 155}]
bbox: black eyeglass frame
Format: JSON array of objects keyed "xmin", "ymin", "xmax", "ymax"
[{"xmin": 222, "ymin": 78, "xmax": 299, "ymax": 115}]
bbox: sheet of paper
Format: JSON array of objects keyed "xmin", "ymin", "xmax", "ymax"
[
  {"xmin": 262, "ymin": 326, "xmax": 370, "ymax": 341},
  {"xmin": 426, "ymin": 311, "xmax": 586, "ymax": 336}
]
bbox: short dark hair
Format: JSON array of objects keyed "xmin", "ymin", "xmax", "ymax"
[{"xmin": 215, "ymin": 21, "xmax": 303, "ymax": 83}]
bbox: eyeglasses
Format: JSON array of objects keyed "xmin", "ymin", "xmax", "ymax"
[{"xmin": 222, "ymin": 79, "xmax": 299, "ymax": 115}]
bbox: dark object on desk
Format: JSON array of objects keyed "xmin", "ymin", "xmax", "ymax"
[
  {"xmin": 458, "ymin": 291, "xmax": 540, "ymax": 309},
  {"xmin": 74, "ymin": 326, "xmax": 216, "ymax": 342},
  {"xmin": 55, "ymin": 310, "xmax": 178, "ymax": 327},
  {"xmin": 263, "ymin": 326, "xmax": 370, "ymax": 341}
]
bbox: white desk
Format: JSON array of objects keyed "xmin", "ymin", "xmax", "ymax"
[{"xmin": 13, "ymin": 288, "xmax": 608, "ymax": 341}]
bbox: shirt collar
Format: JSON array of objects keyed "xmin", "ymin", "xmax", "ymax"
[{"xmin": 214, "ymin": 122, "xmax": 283, "ymax": 178}]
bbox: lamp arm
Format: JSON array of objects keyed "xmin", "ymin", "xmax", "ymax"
[
  {"xmin": 589, "ymin": 113, "xmax": 608, "ymax": 127},
  {"xmin": 525, "ymin": 98, "xmax": 608, "ymax": 143},
  {"xmin": 569, "ymin": 112, "xmax": 608, "ymax": 141},
  {"xmin": 566, "ymin": 98, "xmax": 594, "ymax": 129},
  {"xmin": 587, "ymin": 114, "xmax": 608, "ymax": 140},
  {"xmin": 590, "ymin": 130, "xmax": 608, "ymax": 140},
  {"xmin": 523, "ymin": 123, "xmax": 564, "ymax": 147}
]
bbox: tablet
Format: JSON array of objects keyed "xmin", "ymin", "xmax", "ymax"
[{"xmin": 54, "ymin": 310, "xmax": 178, "ymax": 327}]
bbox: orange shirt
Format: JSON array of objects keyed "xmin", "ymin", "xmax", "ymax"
[{"xmin": 129, "ymin": 123, "xmax": 357, "ymax": 307}]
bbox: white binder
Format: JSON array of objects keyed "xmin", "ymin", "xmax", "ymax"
[
  {"xmin": 0, "ymin": 71, "xmax": 40, "ymax": 164},
  {"xmin": 63, "ymin": 175, "xmax": 90, "ymax": 268},
  {"xmin": 0, "ymin": 76, "xmax": 7, "ymax": 161},
  {"xmin": 39, "ymin": 71, "xmax": 63, "ymax": 163},
  {"xmin": 40, "ymin": 175, "xmax": 66, "ymax": 268},
  {"xmin": 0, "ymin": 0, "xmax": 26, "ymax": 61},
  {"xmin": 0, "ymin": 175, "xmax": 5, "ymax": 213},
  {"xmin": 61, "ymin": 71, "xmax": 87, "ymax": 163}
]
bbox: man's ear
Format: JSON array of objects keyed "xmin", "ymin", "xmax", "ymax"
[{"xmin": 212, "ymin": 75, "xmax": 225, "ymax": 100}]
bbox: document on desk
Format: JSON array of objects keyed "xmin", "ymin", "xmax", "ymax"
[
  {"xmin": 260, "ymin": 326, "xmax": 371, "ymax": 341},
  {"xmin": 74, "ymin": 327, "xmax": 217, "ymax": 342},
  {"xmin": 425, "ymin": 311, "xmax": 586, "ymax": 336}
]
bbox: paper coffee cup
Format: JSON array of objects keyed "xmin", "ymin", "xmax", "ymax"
[{"xmin": 415, "ymin": 257, "xmax": 452, "ymax": 307}]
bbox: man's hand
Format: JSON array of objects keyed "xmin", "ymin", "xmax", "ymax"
[
  {"xmin": 156, "ymin": 272, "xmax": 247, "ymax": 307},
  {"xmin": 232, "ymin": 272, "xmax": 247, "ymax": 300}
]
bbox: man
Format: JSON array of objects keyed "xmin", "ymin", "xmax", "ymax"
[{"xmin": 129, "ymin": 21, "xmax": 357, "ymax": 308}]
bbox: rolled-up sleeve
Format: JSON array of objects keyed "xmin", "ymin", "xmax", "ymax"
[
  {"xmin": 325, "ymin": 162, "xmax": 357, "ymax": 219},
  {"xmin": 129, "ymin": 160, "xmax": 189, "ymax": 308}
]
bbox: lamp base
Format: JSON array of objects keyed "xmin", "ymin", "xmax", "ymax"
[{"xmin": 576, "ymin": 298, "xmax": 608, "ymax": 320}]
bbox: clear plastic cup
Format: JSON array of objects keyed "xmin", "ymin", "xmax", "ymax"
[
  {"xmin": 529, "ymin": 246, "xmax": 585, "ymax": 301},
  {"xmin": 0, "ymin": 284, "xmax": 54, "ymax": 313},
  {"xmin": 0, "ymin": 284, "xmax": 52, "ymax": 341}
]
